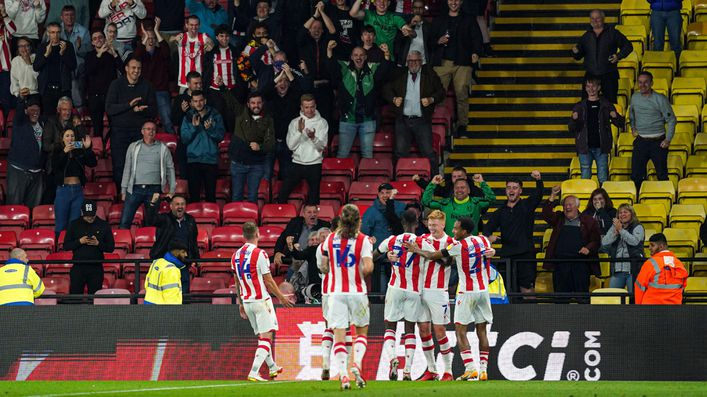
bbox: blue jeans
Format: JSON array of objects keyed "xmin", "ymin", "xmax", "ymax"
[
  {"xmin": 338, "ymin": 120, "xmax": 376, "ymax": 158},
  {"xmin": 120, "ymin": 184, "xmax": 162, "ymax": 229},
  {"xmin": 264, "ymin": 140, "xmax": 292, "ymax": 181},
  {"xmin": 579, "ymin": 148, "xmax": 609, "ymax": 183},
  {"xmin": 155, "ymin": 91, "xmax": 174, "ymax": 133},
  {"xmin": 651, "ymin": 9, "xmax": 682, "ymax": 58},
  {"xmin": 55, "ymin": 184, "xmax": 84, "ymax": 235},
  {"xmin": 609, "ymin": 271, "xmax": 633, "ymax": 294},
  {"xmin": 231, "ymin": 161, "xmax": 265, "ymax": 203}
]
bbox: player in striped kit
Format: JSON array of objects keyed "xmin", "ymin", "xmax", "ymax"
[
  {"xmin": 416, "ymin": 210, "xmax": 455, "ymax": 381},
  {"xmin": 406, "ymin": 217, "xmax": 496, "ymax": 381},
  {"xmin": 232, "ymin": 222, "xmax": 294, "ymax": 382},
  {"xmin": 0, "ymin": 5, "xmax": 16, "ymax": 118},
  {"xmin": 172, "ymin": 15, "xmax": 213, "ymax": 90},
  {"xmin": 375, "ymin": 210, "xmax": 434, "ymax": 381},
  {"xmin": 318, "ymin": 205, "xmax": 374, "ymax": 390}
]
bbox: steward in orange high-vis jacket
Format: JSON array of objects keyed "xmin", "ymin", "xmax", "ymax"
[{"xmin": 634, "ymin": 233, "xmax": 688, "ymax": 305}]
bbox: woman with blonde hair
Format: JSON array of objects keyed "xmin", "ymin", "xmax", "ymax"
[{"xmin": 600, "ymin": 203, "xmax": 645, "ymax": 292}]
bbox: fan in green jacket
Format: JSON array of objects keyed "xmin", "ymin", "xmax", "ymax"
[{"xmin": 422, "ymin": 174, "xmax": 496, "ymax": 236}]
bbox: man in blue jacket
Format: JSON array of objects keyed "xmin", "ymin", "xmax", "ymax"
[
  {"xmin": 361, "ymin": 183, "xmax": 406, "ymax": 292},
  {"xmin": 186, "ymin": 0, "xmax": 229, "ymax": 40},
  {"xmin": 180, "ymin": 90, "xmax": 225, "ymax": 203},
  {"xmin": 7, "ymin": 95, "xmax": 45, "ymax": 209},
  {"xmin": 649, "ymin": 0, "xmax": 682, "ymax": 60}
]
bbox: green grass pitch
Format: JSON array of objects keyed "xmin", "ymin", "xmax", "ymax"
[{"xmin": 1, "ymin": 381, "xmax": 706, "ymax": 397}]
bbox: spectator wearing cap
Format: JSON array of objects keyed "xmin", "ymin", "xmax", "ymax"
[
  {"xmin": 361, "ymin": 182, "xmax": 406, "ymax": 292},
  {"xmin": 7, "ymin": 95, "xmax": 46, "ymax": 209},
  {"xmin": 63, "ymin": 200, "xmax": 115, "ymax": 297}
]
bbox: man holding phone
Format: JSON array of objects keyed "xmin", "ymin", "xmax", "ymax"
[{"xmin": 63, "ymin": 200, "xmax": 115, "ymax": 300}]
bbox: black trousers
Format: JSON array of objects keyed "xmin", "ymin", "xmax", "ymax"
[
  {"xmin": 582, "ymin": 70, "xmax": 619, "ymax": 104},
  {"xmin": 278, "ymin": 162, "xmax": 322, "ymax": 205},
  {"xmin": 508, "ymin": 251, "xmax": 537, "ymax": 291},
  {"xmin": 42, "ymin": 87, "xmax": 72, "ymax": 118},
  {"xmin": 87, "ymin": 94, "xmax": 106, "ymax": 139},
  {"xmin": 395, "ymin": 115, "xmax": 438, "ymax": 176},
  {"xmin": 187, "ymin": 162, "xmax": 218, "ymax": 203},
  {"xmin": 553, "ymin": 261, "xmax": 590, "ymax": 294},
  {"xmin": 631, "ymin": 135, "xmax": 669, "ymax": 192},
  {"xmin": 70, "ymin": 265, "xmax": 104, "ymax": 295}
]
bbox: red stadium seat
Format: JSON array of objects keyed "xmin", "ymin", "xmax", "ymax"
[
  {"xmin": 186, "ymin": 202, "xmax": 221, "ymax": 234},
  {"xmin": 390, "ymin": 181, "xmax": 423, "ymax": 203},
  {"xmin": 196, "ymin": 227, "xmax": 210, "ymax": 254},
  {"xmin": 31, "ymin": 205, "xmax": 55, "ymax": 229},
  {"xmin": 319, "ymin": 181, "xmax": 347, "ymax": 209},
  {"xmin": 310, "ymin": 204, "xmax": 335, "ymax": 223},
  {"xmin": 322, "ymin": 158, "xmax": 356, "ymax": 184},
  {"xmin": 243, "ymin": 179, "xmax": 271, "ymax": 207},
  {"xmin": 43, "ymin": 275, "xmax": 70, "ymax": 295},
  {"xmin": 155, "ymin": 133, "xmax": 178, "ymax": 155},
  {"xmin": 0, "ymin": 230, "xmax": 17, "ymax": 251},
  {"xmin": 261, "ymin": 204, "xmax": 297, "ymax": 228},
  {"xmin": 0, "ymin": 205, "xmax": 30, "ymax": 236},
  {"xmin": 396, "ymin": 157, "xmax": 431, "ymax": 180},
  {"xmin": 103, "ymin": 252, "xmax": 122, "ymax": 277},
  {"xmin": 200, "ymin": 250, "xmax": 232, "ymax": 273},
  {"xmin": 91, "ymin": 137, "xmax": 104, "ymax": 158},
  {"xmin": 133, "ymin": 227, "xmax": 156, "ymax": 256},
  {"xmin": 94, "ymin": 288, "xmax": 131, "ymax": 305},
  {"xmin": 222, "ymin": 202, "xmax": 259, "ymax": 226},
  {"xmin": 258, "ymin": 225, "xmax": 283, "ymax": 258},
  {"xmin": 373, "ymin": 132, "xmax": 394, "ymax": 154},
  {"xmin": 211, "ymin": 226, "xmax": 245, "ymax": 250},
  {"xmin": 175, "ymin": 179, "xmax": 189, "ymax": 197},
  {"xmin": 112, "ymin": 229, "xmax": 134, "ymax": 257},
  {"xmin": 432, "ymin": 105, "xmax": 452, "ymax": 131},
  {"xmin": 108, "ymin": 203, "xmax": 144, "ymax": 227},
  {"xmin": 432, "ymin": 124, "xmax": 446, "ymax": 150},
  {"xmin": 35, "ymin": 289, "xmax": 58, "ymax": 305},
  {"xmin": 215, "ymin": 178, "xmax": 231, "ymax": 204},
  {"xmin": 19, "ymin": 229, "xmax": 55, "ymax": 256},
  {"xmin": 358, "ymin": 158, "xmax": 393, "ymax": 180},
  {"xmin": 83, "ymin": 182, "xmax": 117, "ymax": 215},
  {"xmin": 330, "ymin": 134, "xmax": 360, "ymax": 155},
  {"xmin": 190, "ymin": 277, "xmax": 227, "ymax": 294},
  {"xmin": 0, "ymin": 137, "xmax": 9, "ymax": 156},
  {"xmin": 272, "ymin": 180, "xmax": 308, "ymax": 211},
  {"xmin": 0, "ymin": 158, "xmax": 8, "ymax": 179},
  {"xmin": 44, "ymin": 251, "xmax": 73, "ymax": 275},
  {"xmin": 123, "ymin": 253, "xmax": 150, "ymax": 286},
  {"xmin": 348, "ymin": 181, "xmax": 380, "ymax": 205},
  {"xmin": 93, "ymin": 158, "xmax": 113, "ymax": 182},
  {"xmin": 211, "ymin": 287, "xmax": 238, "ymax": 304}
]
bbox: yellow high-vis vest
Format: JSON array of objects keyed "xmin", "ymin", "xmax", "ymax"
[
  {"xmin": 0, "ymin": 260, "xmax": 45, "ymax": 306},
  {"xmin": 144, "ymin": 256, "xmax": 183, "ymax": 305}
]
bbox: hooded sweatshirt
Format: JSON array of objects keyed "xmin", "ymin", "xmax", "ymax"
[{"xmin": 286, "ymin": 110, "xmax": 328, "ymax": 166}]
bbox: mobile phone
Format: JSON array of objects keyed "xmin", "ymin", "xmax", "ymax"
[{"xmin": 72, "ymin": 141, "xmax": 83, "ymax": 149}]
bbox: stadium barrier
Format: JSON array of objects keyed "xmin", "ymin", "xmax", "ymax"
[{"xmin": 1, "ymin": 305, "xmax": 706, "ymax": 381}]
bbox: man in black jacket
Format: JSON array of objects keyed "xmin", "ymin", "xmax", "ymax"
[
  {"xmin": 6, "ymin": 96, "xmax": 46, "ymax": 209},
  {"xmin": 34, "ymin": 22, "xmax": 77, "ymax": 117},
  {"xmin": 272, "ymin": 204, "xmax": 330, "ymax": 268},
  {"xmin": 429, "ymin": 0, "xmax": 482, "ymax": 136},
  {"xmin": 572, "ymin": 9, "xmax": 633, "ymax": 104},
  {"xmin": 145, "ymin": 194, "xmax": 200, "ymax": 294},
  {"xmin": 64, "ymin": 200, "xmax": 115, "ymax": 297},
  {"xmin": 264, "ymin": 76, "xmax": 303, "ymax": 180},
  {"xmin": 483, "ymin": 171, "xmax": 543, "ymax": 295}
]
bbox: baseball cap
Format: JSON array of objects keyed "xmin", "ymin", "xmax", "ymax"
[
  {"xmin": 81, "ymin": 200, "xmax": 97, "ymax": 216},
  {"xmin": 378, "ymin": 183, "xmax": 394, "ymax": 192}
]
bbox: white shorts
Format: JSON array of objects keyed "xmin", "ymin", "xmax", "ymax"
[
  {"xmin": 322, "ymin": 295, "xmax": 329, "ymax": 323},
  {"xmin": 384, "ymin": 287, "xmax": 423, "ymax": 323},
  {"xmin": 244, "ymin": 298, "xmax": 279, "ymax": 335},
  {"xmin": 454, "ymin": 291, "xmax": 493, "ymax": 326},
  {"xmin": 418, "ymin": 289, "xmax": 451, "ymax": 325},
  {"xmin": 327, "ymin": 294, "xmax": 370, "ymax": 329}
]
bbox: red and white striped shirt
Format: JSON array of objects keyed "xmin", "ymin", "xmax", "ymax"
[
  {"xmin": 177, "ymin": 33, "xmax": 207, "ymax": 87},
  {"xmin": 210, "ymin": 46, "xmax": 236, "ymax": 90},
  {"xmin": 320, "ymin": 232, "xmax": 373, "ymax": 295},
  {"xmin": 378, "ymin": 233, "xmax": 433, "ymax": 294},
  {"xmin": 421, "ymin": 233, "xmax": 454, "ymax": 290},
  {"xmin": 232, "ymin": 243, "xmax": 271, "ymax": 302},
  {"xmin": 447, "ymin": 235, "xmax": 492, "ymax": 293},
  {"xmin": 0, "ymin": 17, "xmax": 17, "ymax": 72}
]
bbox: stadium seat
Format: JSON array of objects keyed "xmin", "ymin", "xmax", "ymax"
[
  {"xmin": 669, "ymin": 204, "xmax": 706, "ymax": 231},
  {"xmin": 90, "ymin": 137, "xmax": 104, "ymax": 158},
  {"xmin": 222, "ymin": 202, "xmax": 259, "ymax": 226},
  {"xmin": 259, "ymin": 226, "xmax": 283, "ymax": 259},
  {"xmin": 601, "ymin": 181, "xmax": 637, "ymax": 205},
  {"xmin": 102, "ymin": 252, "xmax": 122, "ymax": 277},
  {"xmin": 93, "ymin": 158, "xmax": 113, "ymax": 182},
  {"xmin": 647, "ymin": 154, "xmax": 684, "ymax": 189},
  {"xmin": 686, "ymin": 21, "xmax": 707, "ymax": 49},
  {"xmin": 348, "ymin": 181, "xmax": 380, "ymax": 205},
  {"xmin": 200, "ymin": 250, "xmax": 233, "ymax": 275},
  {"xmin": 35, "ymin": 290, "xmax": 58, "ymax": 305},
  {"xmin": 322, "ymin": 158, "xmax": 356, "ymax": 185},
  {"xmin": 617, "ymin": 78, "xmax": 634, "ymax": 109},
  {"xmin": 319, "ymin": 181, "xmax": 347, "ymax": 210},
  {"xmin": 686, "ymin": 155, "xmax": 707, "ymax": 177},
  {"xmin": 685, "ymin": 277, "xmax": 707, "ymax": 300},
  {"xmin": 215, "ymin": 178, "xmax": 231, "ymax": 205},
  {"xmin": 671, "ymin": 77, "xmax": 706, "ymax": 108},
  {"xmin": 0, "ymin": 159, "xmax": 6, "ymax": 179},
  {"xmin": 620, "ymin": 0, "xmax": 651, "ymax": 29},
  {"xmin": 0, "ymin": 205, "xmax": 30, "ymax": 236},
  {"xmin": 591, "ymin": 288, "xmax": 629, "ymax": 304},
  {"xmin": 272, "ymin": 180, "xmax": 308, "ymax": 210},
  {"xmin": 634, "ymin": 203, "xmax": 668, "ymax": 232},
  {"xmin": 83, "ymin": 182, "xmax": 117, "ymax": 214},
  {"xmin": 122, "ymin": 253, "xmax": 150, "ymax": 286},
  {"xmin": 261, "ymin": 204, "xmax": 297, "ymax": 228},
  {"xmin": 111, "ymin": 229, "xmax": 134, "ymax": 257},
  {"xmin": 212, "ymin": 287, "xmax": 238, "ymax": 304},
  {"xmin": 617, "ymin": 51, "xmax": 640, "ymax": 81},
  {"xmin": 311, "ymin": 204, "xmax": 335, "ymax": 223},
  {"xmin": 31, "ymin": 205, "xmax": 55, "ymax": 229},
  {"xmin": 561, "ymin": 179, "xmax": 598, "ymax": 205},
  {"xmin": 616, "ymin": 24, "xmax": 647, "ymax": 58},
  {"xmin": 390, "ymin": 181, "xmax": 423, "ymax": 203},
  {"xmin": 93, "ymin": 288, "xmax": 131, "ymax": 305},
  {"xmin": 638, "ymin": 180, "xmax": 675, "ymax": 212},
  {"xmin": 155, "ymin": 133, "xmax": 178, "ymax": 155},
  {"xmin": 19, "ymin": 229, "xmax": 55, "ymax": 257},
  {"xmin": 186, "ymin": 202, "xmax": 221, "ymax": 232},
  {"xmin": 358, "ymin": 157, "xmax": 393, "ymax": 181},
  {"xmin": 211, "ymin": 226, "xmax": 245, "ymax": 250},
  {"xmin": 609, "ymin": 156, "xmax": 632, "ymax": 181},
  {"xmin": 662, "ymin": 227, "xmax": 699, "ymax": 257},
  {"xmin": 616, "ymin": 133, "xmax": 634, "ymax": 157},
  {"xmin": 677, "ymin": 177, "xmax": 707, "ymax": 210},
  {"xmin": 372, "ymin": 131, "xmax": 394, "ymax": 154},
  {"xmin": 133, "ymin": 227, "xmax": 156, "ymax": 256},
  {"xmin": 0, "ymin": 230, "xmax": 17, "ymax": 251},
  {"xmin": 642, "ymin": 51, "xmax": 677, "ymax": 83},
  {"xmin": 693, "ymin": 252, "xmax": 707, "ymax": 275},
  {"xmin": 535, "ymin": 272, "xmax": 554, "ymax": 293},
  {"xmin": 43, "ymin": 275, "xmax": 70, "ymax": 295},
  {"xmin": 395, "ymin": 157, "xmax": 431, "ymax": 180},
  {"xmin": 44, "ymin": 251, "xmax": 73, "ymax": 275},
  {"xmin": 195, "ymin": 227, "xmax": 210, "ymax": 254},
  {"xmin": 569, "ymin": 157, "xmax": 593, "ymax": 179},
  {"xmin": 0, "ymin": 137, "xmax": 10, "ymax": 157},
  {"xmin": 108, "ymin": 203, "xmax": 144, "ymax": 228},
  {"xmin": 679, "ymin": 50, "xmax": 707, "ymax": 79},
  {"xmin": 190, "ymin": 277, "xmax": 227, "ymax": 294}
]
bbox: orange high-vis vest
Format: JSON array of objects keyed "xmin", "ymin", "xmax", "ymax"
[{"xmin": 634, "ymin": 250, "xmax": 688, "ymax": 305}]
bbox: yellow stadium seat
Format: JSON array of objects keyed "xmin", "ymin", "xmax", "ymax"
[
  {"xmin": 616, "ymin": 133, "xmax": 634, "ymax": 157},
  {"xmin": 610, "ymin": 156, "xmax": 633, "ymax": 180},
  {"xmin": 647, "ymin": 154, "xmax": 684, "ymax": 189},
  {"xmin": 686, "ymin": 22, "xmax": 707, "ymax": 49},
  {"xmin": 663, "ymin": 227, "xmax": 699, "ymax": 257},
  {"xmin": 686, "ymin": 155, "xmax": 707, "ymax": 177},
  {"xmin": 634, "ymin": 203, "xmax": 669, "ymax": 231},
  {"xmin": 669, "ymin": 204, "xmax": 706, "ymax": 233},
  {"xmin": 693, "ymin": 252, "xmax": 707, "ymax": 275},
  {"xmin": 671, "ymin": 77, "xmax": 706, "ymax": 110},
  {"xmin": 631, "ymin": 77, "xmax": 667, "ymax": 96},
  {"xmin": 686, "ymin": 277, "xmax": 707, "ymax": 292},
  {"xmin": 602, "ymin": 180, "xmax": 637, "ymax": 205},
  {"xmin": 542, "ymin": 228, "xmax": 552, "ymax": 252},
  {"xmin": 535, "ymin": 272, "xmax": 554, "ymax": 293},
  {"xmin": 561, "ymin": 179, "xmax": 598, "ymax": 203},
  {"xmin": 667, "ymin": 131, "xmax": 693, "ymax": 164},
  {"xmin": 598, "ymin": 252, "xmax": 611, "ymax": 277},
  {"xmin": 674, "ymin": 104, "xmax": 701, "ymax": 133},
  {"xmin": 617, "ymin": 24, "xmax": 648, "ymax": 58},
  {"xmin": 695, "ymin": 133, "xmax": 707, "ymax": 156},
  {"xmin": 679, "ymin": 50, "xmax": 707, "ymax": 79},
  {"xmin": 569, "ymin": 157, "xmax": 597, "ymax": 180},
  {"xmin": 618, "ymin": 78, "xmax": 634, "ymax": 110},
  {"xmin": 702, "ymin": 104, "xmax": 707, "ymax": 131},
  {"xmin": 696, "ymin": 1, "xmax": 707, "ymax": 22},
  {"xmin": 677, "ymin": 177, "xmax": 707, "ymax": 211},
  {"xmin": 618, "ymin": 51, "xmax": 640, "ymax": 81},
  {"xmin": 620, "ymin": 0, "xmax": 651, "ymax": 30},
  {"xmin": 638, "ymin": 180, "xmax": 676, "ymax": 212},
  {"xmin": 591, "ymin": 288, "xmax": 630, "ymax": 304},
  {"xmin": 642, "ymin": 51, "xmax": 677, "ymax": 79}
]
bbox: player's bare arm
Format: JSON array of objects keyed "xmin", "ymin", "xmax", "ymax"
[
  {"xmin": 263, "ymin": 273, "xmax": 294, "ymax": 308},
  {"xmin": 403, "ymin": 241, "xmax": 446, "ymax": 261}
]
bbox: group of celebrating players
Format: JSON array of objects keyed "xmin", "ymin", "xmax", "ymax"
[{"xmin": 230, "ymin": 203, "xmax": 496, "ymax": 389}]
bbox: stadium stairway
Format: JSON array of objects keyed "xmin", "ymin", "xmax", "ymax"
[{"xmin": 447, "ymin": 0, "xmax": 621, "ymax": 249}]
